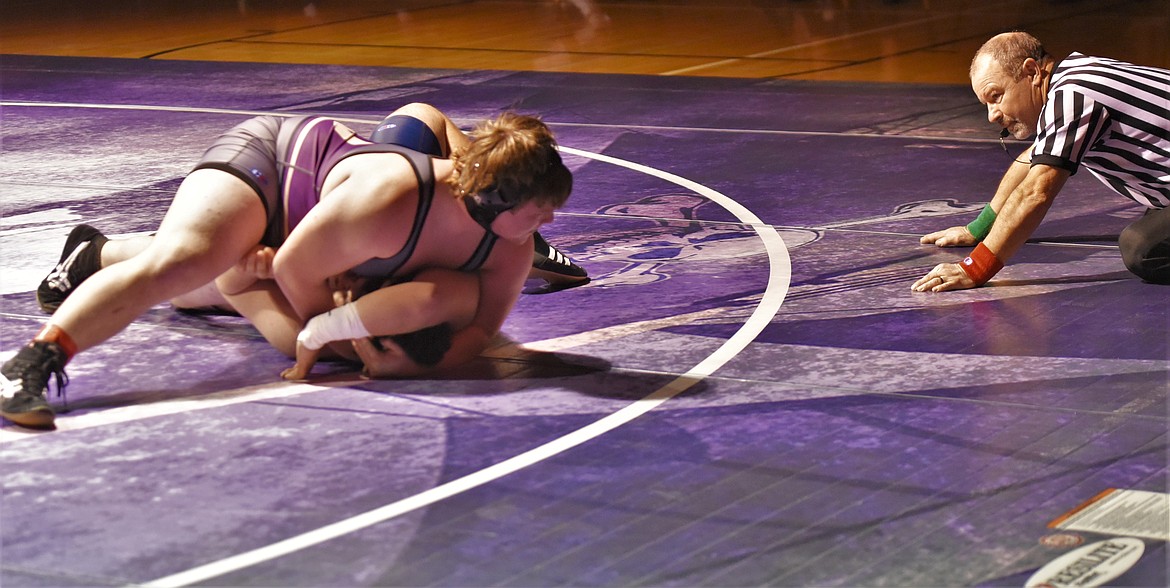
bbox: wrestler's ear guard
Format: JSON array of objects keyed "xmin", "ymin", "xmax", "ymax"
[
  {"xmin": 464, "ymin": 184, "xmax": 518, "ymax": 231},
  {"xmin": 474, "ymin": 184, "xmax": 518, "ymax": 212}
]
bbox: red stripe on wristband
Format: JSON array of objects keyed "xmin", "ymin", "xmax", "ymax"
[{"xmin": 959, "ymin": 242, "xmax": 1004, "ymax": 286}]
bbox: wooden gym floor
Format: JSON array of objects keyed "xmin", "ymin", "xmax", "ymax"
[{"xmin": 2, "ymin": 0, "xmax": 1167, "ymax": 82}]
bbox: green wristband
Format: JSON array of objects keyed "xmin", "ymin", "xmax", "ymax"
[{"xmin": 966, "ymin": 204, "xmax": 997, "ymax": 241}]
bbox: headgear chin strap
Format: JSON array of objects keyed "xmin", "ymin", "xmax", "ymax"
[{"xmin": 464, "ymin": 186, "xmax": 517, "ymax": 231}]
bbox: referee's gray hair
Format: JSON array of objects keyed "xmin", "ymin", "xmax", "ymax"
[{"xmin": 971, "ymin": 31, "xmax": 1050, "ymax": 81}]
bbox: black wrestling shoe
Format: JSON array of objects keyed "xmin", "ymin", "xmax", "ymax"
[
  {"xmin": 37, "ymin": 224, "xmax": 108, "ymax": 314},
  {"xmin": 531, "ymin": 232, "xmax": 589, "ymax": 289},
  {"xmin": 1, "ymin": 341, "xmax": 69, "ymax": 429}
]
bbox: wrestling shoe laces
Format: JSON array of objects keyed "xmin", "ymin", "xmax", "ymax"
[
  {"xmin": 37, "ymin": 224, "xmax": 108, "ymax": 314},
  {"xmin": 0, "ymin": 341, "xmax": 69, "ymax": 429}
]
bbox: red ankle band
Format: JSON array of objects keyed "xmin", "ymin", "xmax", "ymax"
[{"xmin": 34, "ymin": 325, "xmax": 78, "ymax": 362}]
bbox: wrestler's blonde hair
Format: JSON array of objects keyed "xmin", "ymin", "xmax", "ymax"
[{"xmin": 448, "ymin": 112, "xmax": 572, "ymax": 208}]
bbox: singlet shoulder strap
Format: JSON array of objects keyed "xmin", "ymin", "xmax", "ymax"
[
  {"xmin": 349, "ymin": 145, "xmax": 436, "ymax": 278},
  {"xmin": 458, "ymin": 231, "xmax": 499, "ymax": 273}
]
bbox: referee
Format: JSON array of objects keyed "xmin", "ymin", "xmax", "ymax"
[{"xmin": 914, "ymin": 31, "xmax": 1170, "ymax": 291}]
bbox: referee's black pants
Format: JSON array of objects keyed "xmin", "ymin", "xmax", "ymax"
[{"xmin": 1120, "ymin": 206, "xmax": 1170, "ymax": 284}]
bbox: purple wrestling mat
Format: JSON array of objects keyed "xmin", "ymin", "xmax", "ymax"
[{"xmin": 1, "ymin": 55, "xmax": 1166, "ymax": 587}]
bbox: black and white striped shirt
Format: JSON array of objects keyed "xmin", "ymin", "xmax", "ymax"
[{"xmin": 1032, "ymin": 53, "xmax": 1170, "ymax": 209}]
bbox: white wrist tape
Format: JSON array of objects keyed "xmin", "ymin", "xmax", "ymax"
[{"xmin": 296, "ymin": 303, "xmax": 370, "ymax": 350}]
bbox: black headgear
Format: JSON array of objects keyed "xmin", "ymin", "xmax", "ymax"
[
  {"xmin": 463, "ymin": 145, "xmax": 564, "ymax": 230},
  {"xmin": 464, "ymin": 185, "xmax": 518, "ymax": 231}
]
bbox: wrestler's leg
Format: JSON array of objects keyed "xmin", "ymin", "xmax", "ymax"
[
  {"xmin": 171, "ymin": 281, "xmax": 233, "ymax": 311},
  {"xmin": 100, "ymin": 234, "xmax": 153, "ymax": 265},
  {"xmin": 93, "ymin": 234, "xmax": 228, "ymax": 310},
  {"xmin": 102, "ymin": 235, "xmax": 235, "ymax": 311},
  {"xmin": 38, "ymin": 228, "xmax": 235, "ymax": 312},
  {"xmin": 37, "ymin": 227, "xmax": 146, "ymax": 314},
  {"xmin": 46, "ymin": 169, "xmax": 267, "ymax": 351}
]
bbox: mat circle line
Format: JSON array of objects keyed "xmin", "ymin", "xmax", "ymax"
[
  {"xmin": 1, "ymin": 101, "xmax": 791, "ymax": 586},
  {"xmin": 142, "ymin": 145, "xmax": 791, "ymax": 588}
]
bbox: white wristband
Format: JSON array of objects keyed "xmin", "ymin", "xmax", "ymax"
[{"xmin": 296, "ymin": 303, "xmax": 370, "ymax": 350}]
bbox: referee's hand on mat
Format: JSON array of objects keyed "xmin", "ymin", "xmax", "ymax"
[
  {"xmin": 912, "ymin": 262, "xmax": 977, "ymax": 293},
  {"xmin": 920, "ymin": 226, "xmax": 976, "ymax": 248}
]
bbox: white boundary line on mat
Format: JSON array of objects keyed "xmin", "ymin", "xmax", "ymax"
[
  {"xmin": 139, "ymin": 144, "xmax": 790, "ymax": 588},
  {"xmin": 0, "ymin": 102, "xmax": 790, "ymax": 586}
]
